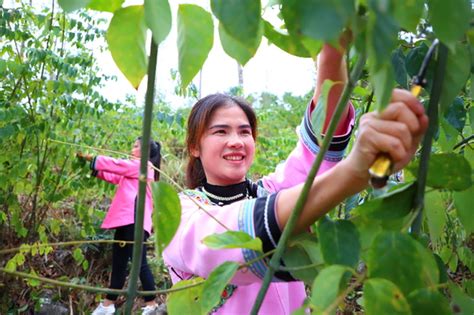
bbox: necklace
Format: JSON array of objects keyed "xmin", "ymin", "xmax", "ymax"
[
  {"xmin": 201, "ymin": 187, "xmax": 247, "ymax": 202},
  {"xmin": 200, "ymin": 180, "xmax": 251, "ymax": 206}
]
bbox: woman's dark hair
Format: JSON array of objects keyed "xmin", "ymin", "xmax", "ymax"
[
  {"xmin": 185, "ymin": 93, "xmax": 257, "ymax": 189},
  {"xmin": 138, "ymin": 137, "xmax": 161, "ymax": 181}
]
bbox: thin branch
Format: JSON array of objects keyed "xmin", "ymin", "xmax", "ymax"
[
  {"xmin": 364, "ymin": 90, "xmax": 374, "ymax": 114},
  {"xmin": 411, "ymin": 43, "xmax": 448, "ymax": 235},
  {"xmin": 453, "ymin": 134, "xmax": 474, "ymax": 150},
  {"xmin": 0, "ymin": 239, "xmax": 153, "ymax": 255},
  {"xmin": 251, "ymin": 50, "xmax": 367, "ymax": 314},
  {"xmin": 125, "ymin": 39, "xmax": 159, "ymax": 313},
  {"xmin": 49, "ymin": 138, "xmax": 232, "ymax": 230},
  {"xmin": 278, "ymin": 261, "xmax": 324, "ymax": 272},
  {"xmin": 1, "ymin": 245, "xmax": 276, "ymax": 297},
  {"xmin": 1, "ymin": 267, "xmax": 207, "ymax": 296}
]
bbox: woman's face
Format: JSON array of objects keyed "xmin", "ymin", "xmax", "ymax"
[
  {"xmin": 131, "ymin": 140, "xmax": 141, "ymax": 158},
  {"xmin": 192, "ymin": 105, "xmax": 255, "ymax": 186}
]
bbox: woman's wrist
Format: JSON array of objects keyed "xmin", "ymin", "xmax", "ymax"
[{"xmin": 337, "ymin": 159, "xmax": 370, "ymax": 193}]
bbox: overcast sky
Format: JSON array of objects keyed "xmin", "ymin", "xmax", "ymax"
[
  {"xmin": 5, "ymin": 0, "xmax": 317, "ymax": 106},
  {"xmin": 98, "ymin": 1, "xmax": 317, "ymax": 107}
]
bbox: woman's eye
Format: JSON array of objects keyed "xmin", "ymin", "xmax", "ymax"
[
  {"xmin": 241, "ymin": 129, "xmax": 252, "ymax": 135},
  {"xmin": 213, "ymin": 130, "xmax": 226, "ymax": 135}
]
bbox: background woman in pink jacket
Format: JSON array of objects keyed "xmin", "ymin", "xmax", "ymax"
[
  {"xmin": 78, "ymin": 138, "xmax": 161, "ymax": 315},
  {"xmin": 163, "ymin": 42, "xmax": 428, "ymax": 314}
]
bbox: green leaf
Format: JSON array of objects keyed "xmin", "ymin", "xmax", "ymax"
[
  {"xmin": 426, "ymin": 153, "xmax": 472, "ymax": 191},
  {"xmin": 283, "ymin": 234, "xmax": 324, "ymax": 285},
  {"xmin": 367, "ymin": 232, "xmax": 438, "ymax": 296},
  {"xmin": 177, "ymin": 4, "xmax": 214, "ymax": 88},
  {"xmin": 145, "ymin": 0, "xmax": 172, "ymax": 45},
  {"xmin": 449, "ymin": 282, "xmax": 474, "ymax": 315},
  {"xmin": 407, "ymin": 288, "xmax": 451, "ymax": 315},
  {"xmin": 434, "ymin": 253, "xmax": 448, "ymax": 284},
  {"xmin": 87, "ymin": 0, "xmax": 124, "ymax": 12},
  {"xmin": 291, "ymin": 306, "xmax": 308, "ymax": 315},
  {"xmin": 218, "ymin": 23, "xmax": 259, "ymax": 66},
  {"xmin": 367, "ymin": 9, "xmax": 399, "ymax": 71},
  {"xmin": 202, "ymin": 231, "xmax": 262, "ymax": 252},
  {"xmin": 72, "ymin": 248, "xmax": 84, "ymax": 264},
  {"xmin": 351, "ymin": 215, "xmax": 383, "ymax": 255},
  {"xmin": 444, "ymin": 97, "xmax": 466, "ymax": 132},
  {"xmin": 211, "ymin": 0, "xmax": 262, "ymax": 52},
  {"xmin": 363, "ymin": 278, "xmax": 411, "ymax": 315},
  {"xmin": 318, "ymin": 218, "xmax": 360, "ymax": 268},
  {"xmin": 312, "ymin": 80, "xmax": 339, "ymax": 145},
  {"xmin": 371, "ymin": 63, "xmax": 396, "ymax": 112},
  {"xmin": 454, "ymin": 186, "xmax": 474, "ymax": 234},
  {"xmin": 470, "ymin": 106, "xmax": 474, "ymax": 131},
  {"xmin": 440, "ymin": 245, "xmax": 458, "ymax": 272},
  {"xmin": 391, "ymin": 48, "xmax": 408, "ymax": 89},
  {"xmin": 201, "ymin": 262, "xmax": 239, "ymax": 314},
  {"xmin": 106, "ymin": 5, "xmax": 147, "ymax": 89},
  {"xmin": 424, "ymin": 190, "xmax": 447, "ymax": 245},
  {"xmin": 428, "ymin": 0, "xmax": 471, "ymax": 50},
  {"xmin": 27, "ymin": 269, "xmax": 41, "ymax": 287},
  {"xmin": 281, "ymin": 0, "xmax": 355, "ymax": 42},
  {"xmin": 310, "ymin": 265, "xmax": 352, "ymax": 314},
  {"xmin": 58, "ymin": 0, "xmax": 90, "ymax": 12},
  {"xmin": 458, "ymin": 247, "xmax": 474, "ymax": 272},
  {"xmin": 152, "ymin": 182, "xmax": 181, "ymax": 256},
  {"xmin": 263, "ymin": 20, "xmax": 311, "ymax": 58},
  {"xmin": 405, "ymin": 42, "xmax": 435, "ymax": 91},
  {"xmin": 392, "ymin": 0, "xmax": 424, "ymax": 32},
  {"xmin": 300, "ymin": 36, "xmax": 324, "ymax": 59},
  {"xmin": 439, "ymin": 43, "xmax": 470, "ymax": 114},
  {"xmin": 167, "ymin": 278, "xmax": 204, "ymax": 315},
  {"xmin": 352, "ymin": 183, "xmax": 416, "ymax": 221},
  {"xmin": 438, "ymin": 118, "xmax": 459, "ymax": 151}
]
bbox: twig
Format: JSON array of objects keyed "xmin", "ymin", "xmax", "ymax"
[
  {"xmin": 411, "ymin": 43, "xmax": 448, "ymax": 235},
  {"xmin": 0, "ymin": 239, "xmax": 153, "ymax": 255},
  {"xmin": 124, "ymin": 38, "xmax": 159, "ymax": 313},
  {"xmin": 250, "ymin": 50, "xmax": 367, "ymax": 314},
  {"xmin": 48, "ymin": 139, "xmax": 232, "ymax": 231},
  {"xmin": 453, "ymin": 134, "xmax": 474, "ymax": 150}
]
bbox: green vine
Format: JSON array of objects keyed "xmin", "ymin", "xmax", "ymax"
[{"xmin": 251, "ymin": 49, "xmax": 368, "ymax": 314}]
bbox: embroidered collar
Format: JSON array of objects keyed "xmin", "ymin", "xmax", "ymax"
[{"xmin": 200, "ymin": 180, "xmax": 250, "ymax": 206}]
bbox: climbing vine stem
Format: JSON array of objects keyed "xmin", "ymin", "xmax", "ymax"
[
  {"xmin": 411, "ymin": 43, "xmax": 448, "ymax": 236},
  {"xmin": 251, "ymin": 48, "xmax": 367, "ymax": 315},
  {"xmin": 125, "ymin": 39, "xmax": 159, "ymax": 313}
]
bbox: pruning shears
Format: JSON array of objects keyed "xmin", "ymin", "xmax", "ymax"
[{"xmin": 368, "ymin": 39, "xmax": 440, "ymax": 189}]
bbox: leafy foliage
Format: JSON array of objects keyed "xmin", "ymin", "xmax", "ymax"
[{"xmin": 2, "ymin": 0, "xmax": 473, "ymax": 313}]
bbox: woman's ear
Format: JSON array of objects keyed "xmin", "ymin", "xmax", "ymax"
[{"xmin": 190, "ymin": 146, "xmax": 200, "ymax": 158}]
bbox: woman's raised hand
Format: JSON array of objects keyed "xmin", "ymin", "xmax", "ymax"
[
  {"xmin": 345, "ymin": 89, "xmax": 429, "ymax": 182},
  {"xmin": 76, "ymin": 152, "xmax": 93, "ymax": 161}
]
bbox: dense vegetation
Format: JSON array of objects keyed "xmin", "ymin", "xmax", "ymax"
[{"xmin": 1, "ymin": 0, "xmax": 473, "ymax": 314}]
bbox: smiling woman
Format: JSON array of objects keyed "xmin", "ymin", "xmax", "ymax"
[
  {"xmin": 162, "ymin": 40, "xmax": 428, "ymax": 314},
  {"xmin": 187, "ymin": 94, "xmax": 257, "ymax": 188}
]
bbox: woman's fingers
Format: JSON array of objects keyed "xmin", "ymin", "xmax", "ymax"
[
  {"xmin": 347, "ymin": 88, "xmax": 429, "ymax": 179},
  {"xmin": 378, "ymin": 101, "xmax": 421, "ymax": 134},
  {"xmin": 360, "ymin": 115, "xmax": 413, "ymax": 153},
  {"xmin": 358, "ymin": 116, "xmax": 409, "ymax": 164},
  {"xmin": 390, "ymin": 89, "xmax": 425, "ymax": 117}
]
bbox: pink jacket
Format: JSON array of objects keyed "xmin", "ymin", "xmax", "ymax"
[
  {"xmin": 92, "ymin": 156, "xmax": 154, "ymax": 234},
  {"xmin": 164, "ymin": 103, "xmax": 355, "ymax": 314}
]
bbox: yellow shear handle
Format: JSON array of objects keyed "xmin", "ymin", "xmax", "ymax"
[{"xmin": 368, "ymin": 85, "xmax": 422, "ymax": 189}]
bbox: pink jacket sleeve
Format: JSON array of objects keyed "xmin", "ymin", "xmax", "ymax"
[
  {"xmin": 93, "ymin": 170, "xmax": 122, "ymax": 184},
  {"xmin": 261, "ymin": 101, "xmax": 355, "ymax": 193},
  {"xmin": 91, "ymin": 156, "xmax": 141, "ymax": 179}
]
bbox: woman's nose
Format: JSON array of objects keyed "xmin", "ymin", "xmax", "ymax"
[{"xmin": 227, "ymin": 133, "xmax": 244, "ymax": 147}]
